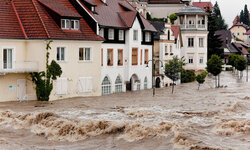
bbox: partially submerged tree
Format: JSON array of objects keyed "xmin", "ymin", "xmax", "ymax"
[
  {"xmin": 195, "ymin": 71, "xmax": 208, "ymax": 90},
  {"xmin": 228, "ymin": 54, "xmax": 237, "ymax": 72},
  {"xmin": 235, "ymin": 55, "xmax": 247, "ymax": 78},
  {"xmin": 206, "ymin": 55, "xmax": 223, "ymax": 88},
  {"xmin": 165, "ymin": 56, "xmax": 182, "ymax": 93},
  {"xmin": 30, "ymin": 41, "xmax": 62, "ymax": 101}
]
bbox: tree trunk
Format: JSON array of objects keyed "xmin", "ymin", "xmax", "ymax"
[
  {"xmin": 172, "ymin": 81, "xmax": 174, "ymax": 94},
  {"xmin": 198, "ymin": 83, "xmax": 200, "ymax": 90},
  {"xmin": 218, "ymin": 74, "xmax": 220, "ymax": 87},
  {"xmin": 215, "ymin": 76, "xmax": 217, "ymax": 88}
]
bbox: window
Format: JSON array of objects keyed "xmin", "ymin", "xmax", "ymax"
[
  {"xmin": 99, "ymin": 28, "xmax": 104, "ymax": 38},
  {"xmin": 144, "ymin": 77, "xmax": 147, "ymax": 89},
  {"xmin": 71, "ymin": 20, "xmax": 79, "ymax": 30},
  {"xmin": 137, "ymin": 80, "xmax": 141, "ymax": 90},
  {"xmin": 61, "ymin": 19, "xmax": 70, "ymax": 29},
  {"xmin": 165, "ymin": 46, "xmax": 168, "ymax": 55},
  {"xmin": 145, "ymin": 32, "xmax": 151, "ymax": 42},
  {"xmin": 56, "ymin": 78, "xmax": 67, "ymax": 95},
  {"xmin": 133, "ymin": 30, "xmax": 138, "ymax": 41},
  {"xmin": 3, "ymin": 48, "xmax": 13, "ymax": 69},
  {"xmin": 57, "ymin": 47, "xmax": 65, "ymax": 61},
  {"xmin": 237, "ymin": 33, "xmax": 240, "ymax": 36},
  {"xmin": 188, "ymin": 38, "xmax": 194, "ymax": 47},
  {"xmin": 115, "ymin": 76, "xmax": 122, "ymax": 93},
  {"xmin": 167, "ymin": 30, "xmax": 170, "ymax": 40},
  {"xmin": 200, "ymin": 56, "xmax": 204, "ymax": 64},
  {"xmin": 189, "ymin": 19, "xmax": 194, "ymax": 24},
  {"xmin": 102, "ymin": 76, "xmax": 111, "ymax": 95},
  {"xmin": 189, "ymin": 56, "xmax": 193, "ymax": 64},
  {"xmin": 119, "ymin": 30, "xmax": 124, "ymax": 41},
  {"xmin": 199, "ymin": 38, "xmax": 204, "ymax": 47},
  {"xmin": 107, "ymin": 49, "xmax": 113, "ymax": 66},
  {"xmin": 132, "ymin": 48, "xmax": 138, "ymax": 65},
  {"xmin": 108, "ymin": 29, "xmax": 114, "ymax": 40},
  {"xmin": 118, "ymin": 49, "xmax": 123, "ymax": 66},
  {"xmin": 101, "ymin": 48, "xmax": 103, "ymax": 66},
  {"xmin": 144, "ymin": 49, "xmax": 149, "ymax": 64},
  {"xmin": 79, "ymin": 48, "xmax": 91, "ymax": 61},
  {"xmin": 170, "ymin": 46, "xmax": 173, "ymax": 55},
  {"xmin": 140, "ymin": 49, "xmax": 143, "ymax": 65},
  {"xmin": 61, "ymin": 19, "xmax": 79, "ymax": 30},
  {"xmin": 78, "ymin": 77, "xmax": 93, "ymax": 93}
]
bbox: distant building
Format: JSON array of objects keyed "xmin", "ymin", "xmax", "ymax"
[
  {"xmin": 229, "ymin": 23, "xmax": 249, "ymax": 42},
  {"xmin": 245, "ymin": 30, "xmax": 250, "ymax": 45},
  {"xmin": 151, "ymin": 20, "xmax": 182, "ymax": 87},
  {"xmin": 176, "ymin": 6, "xmax": 208, "ymax": 71},
  {"xmin": 128, "ymin": 0, "xmax": 148, "ymax": 18},
  {"xmin": 192, "ymin": 1, "xmax": 213, "ymax": 12},
  {"xmin": 147, "ymin": 0, "xmax": 190, "ymax": 19}
]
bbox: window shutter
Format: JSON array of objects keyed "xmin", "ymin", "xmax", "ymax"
[
  {"xmin": 78, "ymin": 77, "xmax": 92, "ymax": 93},
  {"xmin": 56, "ymin": 79, "xmax": 62, "ymax": 95},
  {"xmin": 62, "ymin": 78, "xmax": 67, "ymax": 94}
]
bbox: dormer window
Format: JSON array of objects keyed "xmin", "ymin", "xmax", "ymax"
[
  {"xmin": 61, "ymin": 19, "xmax": 79, "ymax": 30},
  {"xmin": 61, "ymin": 19, "xmax": 70, "ymax": 29},
  {"xmin": 99, "ymin": 28, "xmax": 104, "ymax": 38},
  {"xmin": 145, "ymin": 32, "xmax": 151, "ymax": 42},
  {"xmin": 108, "ymin": 29, "xmax": 114, "ymax": 40},
  {"xmin": 91, "ymin": 6, "xmax": 95, "ymax": 12}
]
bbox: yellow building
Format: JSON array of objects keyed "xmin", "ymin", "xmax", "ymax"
[
  {"xmin": 0, "ymin": 0, "xmax": 103, "ymax": 102},
  {"xmin": 230, "ymin": 23, "xmax": 248, "ymax": 42}
]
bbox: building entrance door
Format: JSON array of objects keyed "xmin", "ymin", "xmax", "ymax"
[{"xmin": 17, "ymin": 79, "xmax": 26, "ymax": 101}]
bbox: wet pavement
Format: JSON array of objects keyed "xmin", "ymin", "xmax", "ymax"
[{"xmin": 0, "ymin": 71, "xmax": 249, "ymax": 150}]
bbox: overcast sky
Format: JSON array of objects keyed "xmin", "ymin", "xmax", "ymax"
[{"xmin": 193, "ymin": 0, "xmax": 250, "ymax": 27}]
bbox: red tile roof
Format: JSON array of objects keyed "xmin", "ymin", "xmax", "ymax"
[
  {"xmin": 78, "ymin": 0, "xmax": 156, "ymax": 32},
  {"xmin": 192, "ymin": 2, "xmax": 212, "ymax": 12},
  {"xmin": 0, "ymin": 0, "xmax": 103, "ymax": 41},
  {"xmin": 171, "ymin": 25, "xmax": 180, "ymax": 39},
  {"xmin": 230, "ymin": 23, "xmax": 248, "ymax": 30},
  {"xmin": 246, "ymin": 30, "xmax": 250, "ymax": 35},
  {"xmin": 38, "ymin": 0, "xmax": 82, "ymax": 18},
  {"xmin": 233, "ymin": 42, "xmax": 249, "ymax": 55}
]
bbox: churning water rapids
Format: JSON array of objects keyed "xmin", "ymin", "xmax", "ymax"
[{"xmin": 0, "ymin": 71, "xmax": 249, "ymax": 150}]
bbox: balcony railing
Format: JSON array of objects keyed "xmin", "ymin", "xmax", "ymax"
[
  {"xmin": 180, "ymin": 24, "xmax": 206, "ymax": 30},
  {"xmin": 0, "ymin": 61, "xmax": 39, "ymax": 74}
]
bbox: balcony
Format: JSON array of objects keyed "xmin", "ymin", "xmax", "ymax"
[
  {"xmin": 0, "ymin": 61, "xmax": 39, "ymax": 74},
  {"xmin": 180, "ymin": 24, "xmax": 206, "ymax": 30}
]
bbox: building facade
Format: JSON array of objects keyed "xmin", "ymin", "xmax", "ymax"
[
  {"xmin": 230, "ymin": 23, "xmax": 249, "ymax": 42},
  {"xmin": 73, "ymin": 0, "xmax": 156, "ymax": 94},
  {"xmin": 0, "ymin": 0, "xmax": 103, "ymax": 102},
  {"xmin": 176, "ymin": 6, "xmax": 208, "ymax": 71}
]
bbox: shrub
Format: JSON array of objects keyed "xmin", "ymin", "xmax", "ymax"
[
  {"xmin": 195, "ymin": 71, "xmax": 208, "ymax": 90},
  {"xmin": 169, "ymin": 13, "xmax": 177, "ymax": 24},
  {"xmin": 225, "ymin": 67, "xmax": 233, "ymax": 71},
  {"xmin": 181, "ymin": 69, "xmax": 196, "ymax": 83}
]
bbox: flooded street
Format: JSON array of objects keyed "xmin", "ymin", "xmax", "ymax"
[{"xmin": 0, "ymin": 71, "xmax": 249, "ymax": 150}]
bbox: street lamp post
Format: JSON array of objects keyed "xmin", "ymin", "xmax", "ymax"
[
  {"xmin": 146, "ymin": 60, "xmax": 164, "ymax": 96},
  {"xmin": 246, "ymin": 54, "xmax": 249, "ymax": 82}
]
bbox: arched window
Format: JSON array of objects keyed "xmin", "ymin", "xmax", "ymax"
[
  {"xmin": 144, "ymin": 77, "xmax": 147, "ymax": 89},
  {"xmin": 137, "ymin": 80, "xmax": 141, "ymax": 90},
  {"xmin": 115, "ymin": 76, "xmax": 122, "ymax": 93},
  {"xmin": 102, "ymin": 76, "xmax": 111, "ymax": 95}
]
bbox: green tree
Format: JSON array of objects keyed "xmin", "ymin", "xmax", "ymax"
[
  {"xmin": 240, "ymin": 10, "xmax": 244, "ymax": 23},
  {"xmin": 206, "ymin": 55, "xmax": 223, "ymax": 88},
  {"xmin": 169, "ymin": 13, "xmax": 177, "ymax": 24},
  {"xmin": 213, "ymin": 2, "xmax": 228, "ymax": 30},
  {"xmin": 30, "ymin": 41, "xmax": 62, "ymax": 101},
  {"xmin": 235, "ymin": 55, "xmax": 247, "ymax": 78},
  {"xmin": 165, "ymin": 56, "xmax": 182, "ymax": 93},
  {"xmin": 195, "ymin": 71, "xmax": 208, "ymax": 90},
  {"xmin": 243, "ymin": 5, "xmax": 250, "ymax": 25},
  {"xmin": 181, "ymin": 69, "xmax": 196, "ymax": 83}
]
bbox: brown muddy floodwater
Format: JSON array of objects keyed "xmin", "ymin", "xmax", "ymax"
[{"xmin": 0, "ymin": 71, "xmax": 249, "ymax": 150}]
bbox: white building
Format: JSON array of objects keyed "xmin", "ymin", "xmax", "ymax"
[
  {"xmin": 75, "ymin": 0, "xmax": 156, "ymax": 94},
  {"xmin": 176, "ymin": 6, "xmax": 208, "ymax": 71}
]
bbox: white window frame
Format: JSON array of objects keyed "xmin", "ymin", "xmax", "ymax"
[
  {"xmin": 79, "ymin": 47, "xmax": 92, "ymax": 62},
  {"xmin": 188, "ymin": 38, "xmax": 194, "ymax": 47},
  {"xmin": 108, "ymin": 29, "xmax": 114, "ymax": 40},
  {"xmin": 199, "ymin": 38, "xmax": 204, "ymax": 47},
  {"xmin": 99, "ymin": 28, "xmax": 104, "ymax": 38},
  {"xmin": 144, "ymin": 77, "xmax": 147, "ymax": 89},
  {"xmin": 133, "ymin": 30, "xmax": 138, "ymax": 41},
  {"xmin": 115, "ymin": 76, "xmax": 123, "ymax": 93},
  {"xmin": 61, "ymin": 19, "xmax": 70, "ymax": 30},
  {"xmin": 119, "ymin": 30, "xmax": 124, "ymax": 41},
  {"xmin": 200, "ymin": 56, "xmax": 204, "ymax": 64},
  {"xmin": 2, "ymin": 47, "xmax": 15, "ymax": 70},
  {"xmin": 188, "ymin": 56, "xmax": 193, "ymax": 64},
  {"xmin": 102, "ymin": 76, "xmax": 111, "ymax": 95},
  {"xmin": 145, "ymin": 32, "xmax": 151, "ymax": 42},
  {"xmin": 136, "ymin": 80, "xmax": 141, "ymax": 90},
  {"xmin": 71, "ymin": 20, "xmax": 80, "ymax": 30},
  {"xmin": 56, "ymin": 47, "xmax": 66, "ymax": 62}
]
